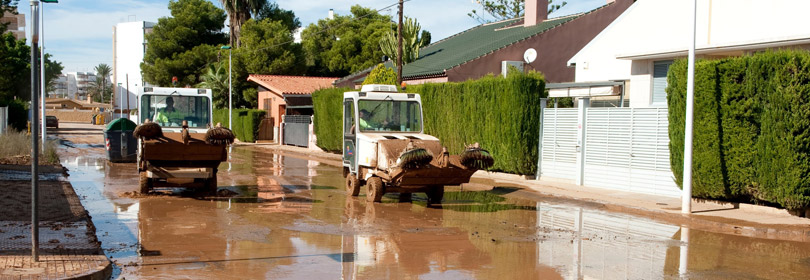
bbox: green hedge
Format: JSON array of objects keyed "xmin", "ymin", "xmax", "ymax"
[
  {"xmin": 213, "ymin": 108, "xmax": 266, "ymax": 142},
  {"xmin": 406, "ymin": 72, "xmax": 546, "ymax": 175},
  {"xmin": 312, "ymin": 87, "xmax": 351, "ymax": 152},
  {"xmin": 667, "ymin": 50, "xmax": 810, "ymax": 210},
  {"xmin": 312, "ymin": 72, "xmax": 546, "ymax": 174}
]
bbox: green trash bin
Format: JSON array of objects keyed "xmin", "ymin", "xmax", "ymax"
[{"xmin": 104, "ymin": 118, "xmax": 138, "ymax": 162}]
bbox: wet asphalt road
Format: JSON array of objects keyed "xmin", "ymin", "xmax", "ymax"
[{"xmin": 55, "ymin": 126, "xmax": 810, "ymax": 279}]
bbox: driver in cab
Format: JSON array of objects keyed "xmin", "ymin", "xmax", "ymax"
[
  {"xmin": 154, "ymin": 97, "xmax": 182, "ymax": 126},
  {"xmin": 359, "ymin": 109, "xmax": 389, "ymax": 131}
]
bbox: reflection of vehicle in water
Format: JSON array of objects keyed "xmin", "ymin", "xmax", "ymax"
[
  {"xmin": 135, "ymin": 87, "xmax": 227, "ymax": 194},
  {"xmin": 342, "ymin": 85, "xmax": 494, "ymax": 204}
]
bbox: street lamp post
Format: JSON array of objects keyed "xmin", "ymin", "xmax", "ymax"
[
  {"xmin": 30, "ymin": 0, "xmax": 41, "ymax": 262},
  {"xmin": 221, "ymin": 46, "xmax": 232, "ymax": 130}
]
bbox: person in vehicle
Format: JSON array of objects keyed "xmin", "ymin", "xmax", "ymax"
[{"xmin": 154, "ymin": 97, "xmax": 182, "ymax": 126}]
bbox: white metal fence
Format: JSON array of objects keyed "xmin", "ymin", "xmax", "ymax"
[{"xmin": 539, "ymin": 105, "xmax": 681, "ymax": 198}]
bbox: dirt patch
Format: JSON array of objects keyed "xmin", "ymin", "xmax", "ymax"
[{"xmin": 0, "ymin": 179, "xmax": 88, "ymax": 222}]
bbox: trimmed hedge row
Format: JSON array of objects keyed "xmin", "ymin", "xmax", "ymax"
[
  {"xmin": 213, "ymin": 108, "xmax": 266, "ymax": 142},
  {"xmin": 311, "ymin": 71, "xmax": 546, "ymax": 175},
  {"xmin": 667, "ymin": 50, "xmax": 810, "ymax": 210},
  {"xmin": 312, "ymin": 87, "xmax": 351, "ymax": 152}
]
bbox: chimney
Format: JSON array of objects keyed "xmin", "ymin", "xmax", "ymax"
[
  {"xmin": 328, "ymin": 9, "xmax": 334, "ymax": 20},
  {"xmin": 524, "ymin": 0, "xmax": 548, "ymax": 27},
  {"xmin": 607, "ymin": 0, "xmax": 616, "ymax": 3}
]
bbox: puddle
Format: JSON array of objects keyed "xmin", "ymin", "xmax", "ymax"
[{"xmin": 56, "ymin": 139, "xmax": 810, "ymax": 279}]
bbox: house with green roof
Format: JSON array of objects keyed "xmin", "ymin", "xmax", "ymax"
[{"xmin": 335, "ymin": 0, "xmax": 635, "ymax": 88}]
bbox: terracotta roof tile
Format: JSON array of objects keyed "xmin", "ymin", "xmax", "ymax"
[{"xmin": 247, "ymin": 75, "xmax": 337, "ymax": 95}]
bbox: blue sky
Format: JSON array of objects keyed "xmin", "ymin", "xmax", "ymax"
[{"xmin": 15, "ymin": 0, "xmax": 606, "ymax": 73}]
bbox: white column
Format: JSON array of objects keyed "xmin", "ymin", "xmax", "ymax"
[
  {"xmin": 40, "ymin": 4, "xmax": 46, "ymax": 145},
  {"xmin": 575, "ymin": 98, "xmax": 590, "ymax": 186},
  {"xmin": 682, "ymin": 0, "xmax": 698, "ymax": 214}
]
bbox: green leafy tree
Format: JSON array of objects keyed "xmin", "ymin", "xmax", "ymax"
[
  {"xmin": 43, "ymin": 53, "xmax": 63, "ymax": 95},
  {"xmin": 141, "ymin": 0, "xmax": 227, "ymax": 87},
  {"xmin": 468, "ymin": 0, "xmax": 567, "ymax": 24},
  {"xmin": 254, "ymin": 2, "xmax": 300, "ymax": 33},
  {"xmin": 362, "ymin": 64, "xmax": 397, "ymax": 85},
  {"xmin": 0, "ymin": 32, "xmax": 29, "ymax": 102},
  {"xmin": 301, "ymin": 5, "xmax": 393, "ymax": 77},
  {"xmin": 90, "ymin": 63, "xmax": 110, "ymax": 101},
  {"xmin": 219, "ymin": 0, "xmax": 266, "ymax": 48},
  {"xmin": 197, "ymin": 62, "xmax": 230, "ymax": 108},
  {"xmin": 379, "ymin": 17, "xmax": 431, "ymax": 64},
  {"xmin": 238, "ymin": 18, "xmax": 304, "ymax": 75}
]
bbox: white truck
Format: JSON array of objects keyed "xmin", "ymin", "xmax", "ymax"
[
  {"xmin": 343, "ymin": 84, "xmax": 494, "ymax": 204},
  {"xmin": 135, "ymin": 87, "xmax": 227, "ymax": 194}
]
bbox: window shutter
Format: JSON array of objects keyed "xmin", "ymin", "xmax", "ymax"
[{"xmin": 651, "ymin": 61, "xmax": 673, "ymax": 105}]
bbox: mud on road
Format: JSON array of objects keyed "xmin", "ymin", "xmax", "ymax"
[{"xmin": 51, "ymin": 122, "xmax": 810, "ymax": 279}]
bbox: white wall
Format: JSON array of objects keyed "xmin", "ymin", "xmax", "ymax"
[
  {"xmin": 569, "ymin": 0, "xmax": 810, "ymax": 107},
  {"xmin": 113, "ymin": 21, "xmax": 153, "ymax": 112}
]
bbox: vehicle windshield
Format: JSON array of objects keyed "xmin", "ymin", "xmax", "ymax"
[
  {"xmin": 357, "ymin": 100, "xmax": 422, "ymax": 132},
  {"xmin": 140, "ymin": 94, "xmax": 211, "ymax": 128}
]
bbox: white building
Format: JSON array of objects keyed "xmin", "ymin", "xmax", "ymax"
[
  {"xmin": 538, "ymin": 0, "xmax": 810, "ymax": 197},
  {"xmin": 567, "ymin": 0, "xmax": 810, "ymax": 108},
  {"xmin": 112, "ymin": 21, "xmax": 155, "ymax": 112},
  {"xmin": 60, "ymin": 72, "xmax": 97, "ymax": 100},
  {"xmin": 49, "ymin": 74, "xmax": 68, "ymax": 98}
]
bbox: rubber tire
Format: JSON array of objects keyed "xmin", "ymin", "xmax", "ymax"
[
  {"xmin": 139, "ymin": 171, "xmax": 151, "ymax": 194},
  {"xmin": 366, "ymin": 177, "xmax": 385, "ymax": 203},
  {"xmin": 346, "ymin": 174, "xmax": 361, "ymax": 196},
  {"xmin": 426, "ymin": 185, "xmax": 444, "ymax": 205}
]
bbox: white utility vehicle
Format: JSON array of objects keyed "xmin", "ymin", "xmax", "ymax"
[{"xmin": 342, "ymin": 84, "xmax": 493, "ymax": 204}]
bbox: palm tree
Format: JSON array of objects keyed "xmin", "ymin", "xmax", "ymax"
[
  {"xmin": 94, "ymin": 63, "xmax": 112, "ymax": 103},
  {"xmin": 198, "ymin": 62, "xmax": 229, "ymax": 109},
  {"xmin": 219, "ymin": 0, "xmax": 266, "ymax": 48}
]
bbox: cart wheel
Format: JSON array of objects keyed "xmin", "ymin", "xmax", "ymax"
[
  {"xmin": 139, "ymin": 171, "xmax": 151, "ymax": 194},
  {"xmin": 206, "ymin": 172, "xmax": 218, "ymax": 196},
  {"xmin": 366, "ymin": 177, "xmax": 384, "ymax": 203},
  {"xmin": 426, "ymin": 185, "xmax": 444, "ymax": 205},
  {"xmin": 346, "ymin": 174, "xmax": 361, "ymax": 196}
]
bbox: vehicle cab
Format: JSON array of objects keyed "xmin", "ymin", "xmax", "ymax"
[
  {"xmin": 342, "ymin": 84, "xmax": 438, "ymax": 176},
  {"xmin": 135, "ymin": 86, "xmax": 213, "ymax": 133}
]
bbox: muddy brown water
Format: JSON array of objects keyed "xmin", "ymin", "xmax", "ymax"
[{"xmin": 55, "ymin": 131, "xmax": 810, "ymax": 279}]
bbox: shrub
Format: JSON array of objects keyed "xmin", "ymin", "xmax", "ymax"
[
  {"xmin": 0, "ymin": 99, "xmax": 28, "ymax": 131},
  {"xmin": 0, "ymin": 130, "xmax": 59, "ymax": 165},
  {"xmin": 213, "ymin": 108, "xmax": 266, "ymax": 142},
  {"xmin": 363, "ymin": 64, "xmax": 397, "ymax": 85},
  {"xmin": 312, "ymin": 87, "xmax": 350, "ymax": 152},
  {"xmin": 667, "ymin": 50, "xmax": 810, "ymax": 210},
  {"xmin": 404, "ymin": 71, "xmax": 546, "ymax": 175}
]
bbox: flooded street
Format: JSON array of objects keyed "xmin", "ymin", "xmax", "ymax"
[{"xmin": 55, "ymin": 126, "xmax": 810, "ymax": 279}]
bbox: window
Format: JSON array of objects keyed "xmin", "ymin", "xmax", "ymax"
[
  {"xmin": 652, "ymin": 60, "xmax": 673, "ymax": 105},
  {"xmin": 357, "ymin": 100, "xmax": 422, "ymax": 132},
  {"xmin": 140, "ymin": 94, "xmax": 210, "ymax": 128}
]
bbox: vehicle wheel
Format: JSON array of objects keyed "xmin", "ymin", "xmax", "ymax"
[
  {"xmin": 139, "ymin": 171, "xmax": 151, "ymax": 194},
  {"xmin": 206, "ymin": 170, "xmax": 218, "ymax": 195},
  {"xmin": 346, "ymin": 174, "xmax": 361, "ymax": 196},
  {"xmin": 366, "ymin": 177, "xmax": 384, "ymax": 203},
  {"xmin": 426, "ymin": 185, "xmax": 444, "ymax": 205}
]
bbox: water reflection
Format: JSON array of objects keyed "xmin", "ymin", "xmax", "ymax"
[{"xmin": 59, "ymin": 144, "xmax": 810, "ymax": 279}]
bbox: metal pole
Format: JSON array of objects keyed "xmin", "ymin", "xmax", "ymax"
[
  {"xmin": 228, "ymin": 48, "xmax": 232, "ymax": 130},
  {"xmin": 396, "ymin": 0, "xmax": 403, "ymax": 86},
  {"xmin": 40, "ymin": 3, "xmax": 46, "ymax": 146},
  {"xmin": 30, "ymin": 0, "xmax": 40, "ymax": 262},
  {"xmin": 126, "ymin": 74, "xmax": 129, "ymax": 119},
  {"xmin": 682, "ymin": 0, "xmax": 697, "ymax": 214}
]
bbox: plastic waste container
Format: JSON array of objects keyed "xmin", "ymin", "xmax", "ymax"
[{"xmin": 105, "ymin": 118, "xmax": 137, "ymax": 162}]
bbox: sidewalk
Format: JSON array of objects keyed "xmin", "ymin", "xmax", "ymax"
[
  {"xmin": 248, "ymin": 142, "xmax": 810, "ymax": 242},
  {"xmin": 0, "ymin": 165, "xmax": 112, "ymax": 280}
]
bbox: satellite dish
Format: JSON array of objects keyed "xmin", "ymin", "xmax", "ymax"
[{"xmin": 524, "ymin": 48, "xmax": 537, "ymax": 64}]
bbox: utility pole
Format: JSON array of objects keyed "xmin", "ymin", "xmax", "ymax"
[
  {"xmin": 30, "ymin": 0, "xmax": 41, "ymax": 262},
  {"xmin": 40, "ymin": 3, "xmax": 45, "ymax": 146},
  {"xmin": 396, "ymin": 0, "xmax": 403, "ymax": 87},
  {"xmin": 682, "ymin": 0, "xmax": 697, "ymax": 214}
]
